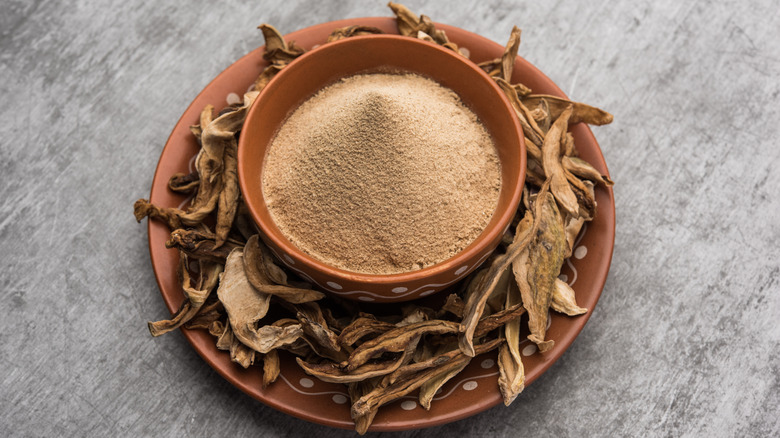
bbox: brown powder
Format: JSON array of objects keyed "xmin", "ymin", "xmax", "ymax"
[{"xmin": 262, "ymin": 73, "xmax": 501, "ymax": 274}]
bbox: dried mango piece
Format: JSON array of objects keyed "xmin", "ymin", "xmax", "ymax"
[
  {"xmin": 215, "ymin": 136, "xmax": 238, "ymax": 247},
  {"xmin": 500, "ymin": 26, "xmax": 521, "ymax": 82},
  {"xmin": 338, "ymin": 316, "xmax": 396, "ymax": 348},
  {"xmin": 296, "ymin": 338, "xmax": 417, "ymax": 384},
  {"xmin": 184, "ymin": 299, "xmax": 223, "ymax": 330},
  {"xmin": 515, "ymin": 190, "xmax": 567, "ymax": 352},
  {"xmin": 495, "ymin": 77, "xmax": 545, "ymax": 148},
  {"xmin": 218, "ymin": 249, "xmax": 303, "ymax": 353},
  {"xmin": 388, "ymin": 2, "xmax": 459, "ymax": 52},
  {"xmin": 148, "ymin": 254, "xmax": 222, "ymax": 336},
  {"xmin": 167, "ymin": 172, "xmax": 199, "ymax": 193},
  {"xmin": 523, "ymin": 94, "xmax": 613, "ymax": 126},
  {"xmin": 295, "ymin": 302, "xmax": 344, "ymax": 362},
  {"xmin": 543, "ymin": 105, "xmax": 580, "ymax": 217},
  {"xmin": 459, "ymin": 207, "xmax": 535, "ymax": 356},
  {"xmin": 348, "ymin": 380, "xmax": 380, "ymax": 435},
  {"xmin": 348, "ymin": 320, "xmax": 458, "ymax": 370},
  {"xmin": 498, "ymin": 269, "xmax": 525, "ymax": 405},
  {"xmin": 327, "ymin": 25, "xmax": 383, "ymax": 42},
  {"xmin": 418, "ymin": 358, "xmax": 467, "ymax": 410},
  {"xmin": 243, "ymin": 235, "xmax": 325, "ymax": 303},
  {"xmin": 551, "ymin": 279, "xmax": 588, "ymax": 316},
  {"xmin": 262, "ymin": 349, "xmax": 280, "ymax": 388},
  {"xmin": 165, "ymin": 228, "xmax": 240, "ymax": 263},
  {"xmin": 351, "ymin": 339, "xmax": 500, "ymax": 422},
  {"xmin": 563, "ymin": 156, "xmax": 614, "ymax": 186},
  {"xmin": 258, "ymin": 24, "xmax": 305, "ymax": 65}
]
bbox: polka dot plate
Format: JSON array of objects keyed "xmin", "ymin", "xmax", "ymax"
[{"xmin": 146, "ymin": 17, "xmax": 615, "ymax": 432}]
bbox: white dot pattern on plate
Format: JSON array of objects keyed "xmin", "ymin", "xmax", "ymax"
[
  {"xmin": 481, "ymin": 359, "xmax": 495, "ymax": 369},
  {"xmin": 358, "ymin": 296, "xmax": 375, "ymax": 302},
  {"xmin": 400, "ymin": 400, "xmax": 417, "ymax": 410},
  {"xmin": 299, "ymin": 378, "xmax": 314, "ymax": 388},
  {"xmin": 454, "ymin": 265, "xmax": 469, "ymax": 276},
  {"xmin": 392, "ymin": 286, "xmax": 408, "ymax": 293},
  {"xmin": 282, "ymin": 254, "xmax": 295, "ymax": 265},
  {"xmin": 332, "ymin": 394, "xmax": 347, "ymax": 404},
  {"xmin": 522, "ymin": 344, "xmax": 538, "ymax": 356},
  {"xmin": 574, "ymin": 245, "xmax": 588, "ymax": 259},
  {"xmin": 226, "ymin": 92, "xmax": 241, "ymax": 105},
  {"xmin": 558, "ymin": 274, "xmax": 568, "ymax": 283},
  {"xmin": 462, "ymin": 381, "xmax": 478, "ymax": 391},
  {"xmin": 419, "ymin": 289, "xmax": 437, "ymax": 297},
  {"xmin": 326, "ymin": 281, "xmax": 342, "ymax": 290}
]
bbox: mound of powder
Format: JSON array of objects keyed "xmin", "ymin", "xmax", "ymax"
[{"xmin": 262, "ymin": 73, "xmax": 501, "ymax": 274}]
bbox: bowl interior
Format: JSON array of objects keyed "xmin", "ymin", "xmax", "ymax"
[{"xmin": 238, "ymin": 35, "xmax": 524, "ymax": 283}]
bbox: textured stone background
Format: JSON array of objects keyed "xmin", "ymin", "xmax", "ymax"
[{"xmin": 2, "ymin": 0, "xmax": 778, "ymax": 436}]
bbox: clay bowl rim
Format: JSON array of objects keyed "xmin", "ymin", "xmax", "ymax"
[{"xmin": 238, "ymin": 34, "xmax": 525, "ymax": 287}]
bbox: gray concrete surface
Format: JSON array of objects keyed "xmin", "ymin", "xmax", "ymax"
[{"xmin": 2, "ymin": 0, "xmax": 778, "ymax": 436}]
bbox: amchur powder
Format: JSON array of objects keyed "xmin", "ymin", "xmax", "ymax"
[{"xmin": 262, "ymin": 73, "xmax": 501, "ymax": 274}]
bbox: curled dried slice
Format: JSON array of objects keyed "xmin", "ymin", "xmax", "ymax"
[
  {"xmin": 351, "ymin": 357, "xmax": 468, "ymax": 423},
  {"xmin": 165, "ymin": 228, "xmax": 240, "ymax": 263},
  {"xmin": 258, "ymin": 24, "xmax": 305, "ymax": 65},
  {"xmin": 189, "ymin": 104, "xmax": 214, "ymax": 145},
  {"xmin": 500, "ymin": 26, "xmax": 521, "ymax": 82},
  {"xmin": 351, "ymin": 339, "xmax": 501, "ymax": 421},
  {"xmin": 525, "ymin": 137, "xmax": 543, "ymax": 162},
  {"xmin": 418, "ymin": 359, "xmax": 467, "ymax": 410},
  {"xmin": 338, "ymin": 316, "xmax": 396, "ymax": 348},
  {"xmin": 388, "ymin": 2, "xmax": 420, "ymax": 37},
  {"xmin": 516, "ymin": 190, "xmax": 567, "ymax": 352},
  {"xmin": 522, "ymin": 94, "xmax": 613, "ymax": 126},
  {"xmin": 543, "ymin": 105, "xmax": 579, "ymax": 218},
  {"xmin": 243, "ymin": 235, "xmax": 324, "ymax": 303},
  {"xmin": 133, "ymin": 199, "xmax": 182, "ymax": 230},
  {"xmin": 498, "ymin": 278, "xmax": 524, "ymax": 405},
  {"xmin": 459, "ymin": 207, "xmax": 536, "ymax": 356},
  {"xmin": 184, "ymin": 299, "xmax": 223, "ymax": 330},
  {"xmin": 191, "ymin": 92, "xmax": 258, "ymax": 223},
  {"xmin": 397, "ymin": 305, "xmax": 434, "ymax": 327},
  {"xmin": 215, "ymin": 137, "xmax": 238, "ymax": 247},
  {"xmin": 347, "ymin": 320, "xmax": 458, "ymax": 370},
  {"xmin": 230, "ymin": 333, "xmax": 256, "ymax": 368},
  {"xmin": 563, "ymin": 156, "xmax": 614, "ymax": 186},
  {"xmin": 473, "ymin": 303, "xmax": 526, "ymax": 338},
  {"xmin": 383, "ymin": 338, "xmax": 502, "ymax": 386},
  {"xmin": 565, "ymin": 171, "xmax": 596, "ymax": 221},
  {"xmin": 148, "ymin": 254, "xmax": 222, "ymax": 336},
  {"xmin": 215, "ymin": 321, "xmax": 233, "ymax": 350},
  {"xmin": 296, "ymin": 340, "xmax": 416, "ymax": 384},
  {"xmin": 388, "ymin": 2, "xmax": 458, "ymax": 52},
  {"xmin": 168, "ymin": 172, "xmax": 199, "ymax": 193},
  {"xmin": 295, "ymin": 302, "xmax": 344, "ymax": 362},
  {"xmin": 262, "ymin": 349, "xmax": 280, "ymax": 388},
  {"xmin": 349, "ymin": 380, "xmax": 380, "ymax": 435},
  {"xmin": 253, "ymin": 64, "xmax": 283, "ymax": 91},
  {"xmin": 439, "ymin": 294, "xmax": 465, "ymax": 318},
  {"xmin": 564, "ymin": 215, "xmax": 586, "ymax": 258},
  {"xmin": 551, "ymin": 279, "xmax": 588, "ymax": 316},
  {"xmin": 218, "ymin": 249, "xmax": 303, "ymax": 353},
  {"xmin": 327, "ymin": 25, "xmax": 383, "ymax": 42},
  {"xmin": 134, "ymin": 93, "xmax": 259, "ymax": 230},
  {"xmin": 495, "ymin": 78, "xmax": 545, "ymax": 147}
]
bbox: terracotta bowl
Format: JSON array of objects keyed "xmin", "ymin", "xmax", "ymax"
[{"xmin": 238, "ymin": 35, "xmax": 525, "ymax": 302}]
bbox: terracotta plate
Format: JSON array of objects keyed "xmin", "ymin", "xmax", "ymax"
[{"xmin": 146, "ymin": 17, "xmax": 615, "ymax": 432}]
